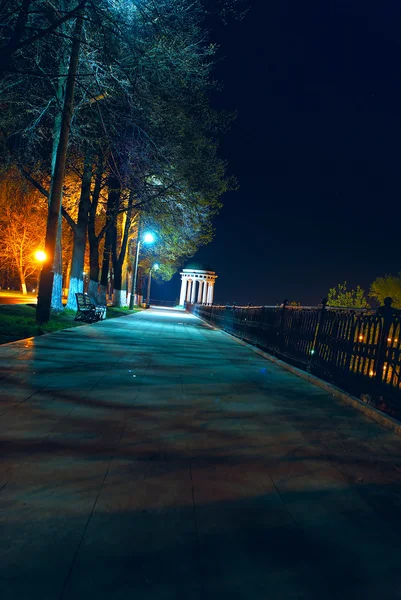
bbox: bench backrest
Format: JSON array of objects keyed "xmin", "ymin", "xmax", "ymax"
[{"xmin": 76, "ymin": 292, "xmax": 92, "ymax": 309}]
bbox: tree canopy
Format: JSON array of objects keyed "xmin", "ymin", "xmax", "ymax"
[
  {"xmin": 0, "ymin": 0, "xmax": 239, "ymax": 319},
  {"xmin": 327, "ymin": 281, "xmax": 370, "ymax": 309},
  {"xmin": 370, "ymin": 273, "xmax": 401, "ymax": 309}
]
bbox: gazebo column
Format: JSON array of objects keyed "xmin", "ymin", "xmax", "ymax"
[
  {"xmin": 186, "ymin": 280, "xmax": 192, "ymax": 302},
  {"xmin": 179, "ymin": 277, "xmax": 188, "ymax": 306},
  {"xmin": 197, "ymin": 280, "xmax": 204, "ymax": 303},
  {"xmin": 207, "ymin": 282, "xmax": 214, "ymax": 304},
  {"xmin": 190, "ymin": 279, "xmax": 197, "ymax": 303},
  {"xmin": 202, "ymin": 281, "xmax": 208, "ymax": 303}
]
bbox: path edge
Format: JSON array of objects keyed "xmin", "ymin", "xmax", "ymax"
[
  {"xmin": 0, "ymin": 309, "xmax": 140, "ymax": 348},
  {"xmin": 192, "ymin": 312, "xmax": 401, "ymax": 437}
]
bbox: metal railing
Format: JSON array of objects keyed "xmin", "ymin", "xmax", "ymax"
[{"xmin": 187, "ymin": 298, "xmax": 401, "ymax": 416}]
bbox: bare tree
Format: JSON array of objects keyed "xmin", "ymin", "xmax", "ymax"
[{"xmin": 0, "ymin": 169, "xmax": 46, "ymax": 293}]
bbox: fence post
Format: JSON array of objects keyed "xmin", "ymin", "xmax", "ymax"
[
  {"xmin": 308, "ymin": 297, "xmax": 327, "ymax": 370},
  {"xmin": 278, "ymin": 298, "xmax": 288, "ymax": 352},
  {"xmin": 375, "ymin": 296, "xmax": 393, "ymax": 385},
  {"xmin": 224, "ymin": 301, "xmax": 234, "ymax": 333},
  {"xmin": 315, "ymin": 298, "xmax": 328, "ymax": 352}
]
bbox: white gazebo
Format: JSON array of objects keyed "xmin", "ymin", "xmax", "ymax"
[{"xmin": 179, "ymin": 268, "xmax": 218, "ymax": 306}]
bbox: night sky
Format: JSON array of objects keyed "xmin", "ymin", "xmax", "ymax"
[{"xmin": 153, "ymin": 0, "xmax": 401, "ymax": 306}]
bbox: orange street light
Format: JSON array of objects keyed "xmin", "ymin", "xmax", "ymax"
[
  {"xmin": 34, "ymin": 250, "xmax": 46, "ymax": 296},
  {"xmin": 35, "ymin": 250, "xmax": 46, "ymax": 262}
]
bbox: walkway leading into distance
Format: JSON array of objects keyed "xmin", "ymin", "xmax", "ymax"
[{"xmin": 1, "ymin": 307, "xmax": 401, "ymax": 599}]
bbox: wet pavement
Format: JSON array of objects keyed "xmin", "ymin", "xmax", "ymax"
[{"xmin": 1, "ymin": 307, "xmax": 401, "ymax": 599}]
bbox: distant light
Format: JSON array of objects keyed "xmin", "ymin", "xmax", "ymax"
[
  {"xmin": 369, "ymin": 369, "xmax": 375, "ymax": 377},
  {"xmin": 153, "ymin": 263, "xmax": 160, "ymax": 270},
  {"xmin": 310, "ymin": 349, "xmax": 315, "ymax": 355},
  {"xmin": 388, "ymin": 337, "xmax": 392, "ymax": 343},
  {"xmin": 359, "ymin": 335, "xmax": 364, "ymax": 341},
  {"xmin": 143, "ymin": 232, "xmax": 155, "ymax": 244},
  {"xmin": 35, "ymin": 250, "xmax": 46, "ymax": 262},
  {"xmin": 82, "ymin": 271, "xmax": 86, "ymax": 275}
]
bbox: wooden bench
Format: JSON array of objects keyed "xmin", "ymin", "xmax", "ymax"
[{"xmin": 75, "ymin": 293, "xmax": 106, "ymax": 323}]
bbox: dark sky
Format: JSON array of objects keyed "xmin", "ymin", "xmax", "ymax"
[{"xmin": 153, "ymin": 0, "xmax": 401, "ymax": 306}]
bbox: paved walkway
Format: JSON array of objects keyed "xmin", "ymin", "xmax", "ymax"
[{"xmin": 2, "ymin": 307, "xmax": 401, "ymax": 599}]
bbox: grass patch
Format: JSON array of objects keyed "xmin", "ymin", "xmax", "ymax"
[
  {"xmin": 0, "ymin": 304, "xmax": 140, "ymax": 345},
  {"xmin": 106, "ymin": 306, "xmax": 139, "ymax": 319}
]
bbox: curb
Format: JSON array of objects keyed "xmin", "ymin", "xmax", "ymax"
[
  {"xmin": 0, "ymin": 308, "xmax": 139, "ymax": 348},
  {"xmin": 191, "ymin": 312, "xmax": 401, "ymax": 438}
]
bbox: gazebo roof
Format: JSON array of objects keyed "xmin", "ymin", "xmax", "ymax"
[{"xmin": 183, "ymin": 262, "xmax": 215, "ymax": 273}]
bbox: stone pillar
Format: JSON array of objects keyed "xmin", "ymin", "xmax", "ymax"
[
  {"xmin": 208, "ymin": 283, "xmax": 214, "ymax": 304},
  {"xmin": 197, "ymin": 280, "xmax": 203, "ymax": 303},
  {"xmin": 202, "ymin": 281, "xmax": 208, "ymax": 304},
  {"xmin": 191, "ymin": 279, "xmax": 197, "ymax": 303},
  {"xmin": 186, "ymin": 280, "xmax": 192, "ymax": 302},
  {"xmin": 179, "ymin": 277, "xmax": 188, "ymax": 306}
]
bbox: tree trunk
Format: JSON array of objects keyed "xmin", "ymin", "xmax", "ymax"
[
  {"xmin": 36, "ymin": 10, "xmax": 84, "ymax": 323},
  {"xmin": 66, "ymin": 151, "xmax": 93, "ymax": 309},
  {"xmin": 112, "ymin": 193, "xmax": 134, "ymax": 308},
  {"xmin": 64, "ymin": 250, "xmax": 72, "ymax": 297},
  {"xmin": 137, "ymin": 270, "xmax": 144, "ymax": 306},
  {"xmin": 51, "ymin": 215, "xmax": 64, "ymax": 311},
  {"xmin": 18, "ymin": 269, "xmax": 27, "ymax": 294},
  {"xmin": 87, "ymin": 155, "xmax": 104, "ymax": 304},
  {"xmin": 99, "ymin": 175, "xmax": 119, "ymax": 305},
  {"xmin": 113, "ymin": 266, "xmax": 125, "ymax": 307},
  {"xmin": 126, "ymin": 269, "xmax": 133, "ymax": 307},
  {"xmin": 88, "ymin": 236, "xmax": 100, "ymax": 304},
  {"xmin": 50, "ymin": 1, "xmax": 69, "ymax": 313},
  {"xmin": 99, "ymin": 224, "xmax": 113, "ymax": 305}
]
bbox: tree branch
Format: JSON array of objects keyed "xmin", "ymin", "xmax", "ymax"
[
  {"xmin": 61, "ymin": 207, "xmax": 76, "ymax": 231},
  {"xmin": 18, "ymin": 166, "xmax": 49, "ymax": 199},
  {"xmin": 18, "ymin": 164, "xmax": 76, "ymax": 230},
  {"xmin": 2, "ymin": 0, "xmax": 88, "ymax": 60}
]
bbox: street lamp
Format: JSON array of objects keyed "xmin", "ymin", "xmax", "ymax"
[
  {"xmin": 146, "ymin": 263, "xmax": 159, "ymax": 307},
  {"xmin": 128, "ymin": 230, "xmax": 156, "ymax": 309},
  {"xmin": 82, "ymin": 271, "xmax": 86, "ymax": 293},
  {"xmin": 143, "ymin": 232, "xmax": 155, "ymax": 244},
  {"xmin": 34, "ymin": 250, "xmax": 46, "ymax": 293},
  {"xmin": 35, "ymin": 250, "xmax": 47, "ymax": 263}
]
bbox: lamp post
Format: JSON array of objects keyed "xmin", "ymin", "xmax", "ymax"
[
  {"xmin": 34, "ymin": 250, "xmax": 46, "ymax": 294},
  {"xmin": 128, "ymin": 231, "xmax": 156, "ymax": 309},
  {"xmin": 82, "ymin": 271, "xmax": 86, "ymax": 293},
  {"xmin": 146, "ymin": 263, "xmax": 159, "ymax": 307}
]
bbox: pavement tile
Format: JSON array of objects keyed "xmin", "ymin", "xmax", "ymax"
[{"xmin": 2, "ymin": 307, "xmax": 401, "ymax": 600}]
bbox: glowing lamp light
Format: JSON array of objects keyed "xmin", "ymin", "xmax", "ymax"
[
  {"xmin": 358, "ymin": 335, "xmax": 364, "ymax": 341},
  {"xmin": 35, "ymin": 250, "xmax": 46, "ymax": 262},
  {"xmin": 388, "ymin": 337, "xmax": 392, "ymax": 343},
  {"xmin": 369, "ymin": 369, "xmax": 375, "ymax": 377},
  {"xmin": 153, "ymin": 263, "xmax": 160, "ymax": 270},
  {"xmin": 143, "ymin": 232, "xmax": 155, "ymax": 244}
]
